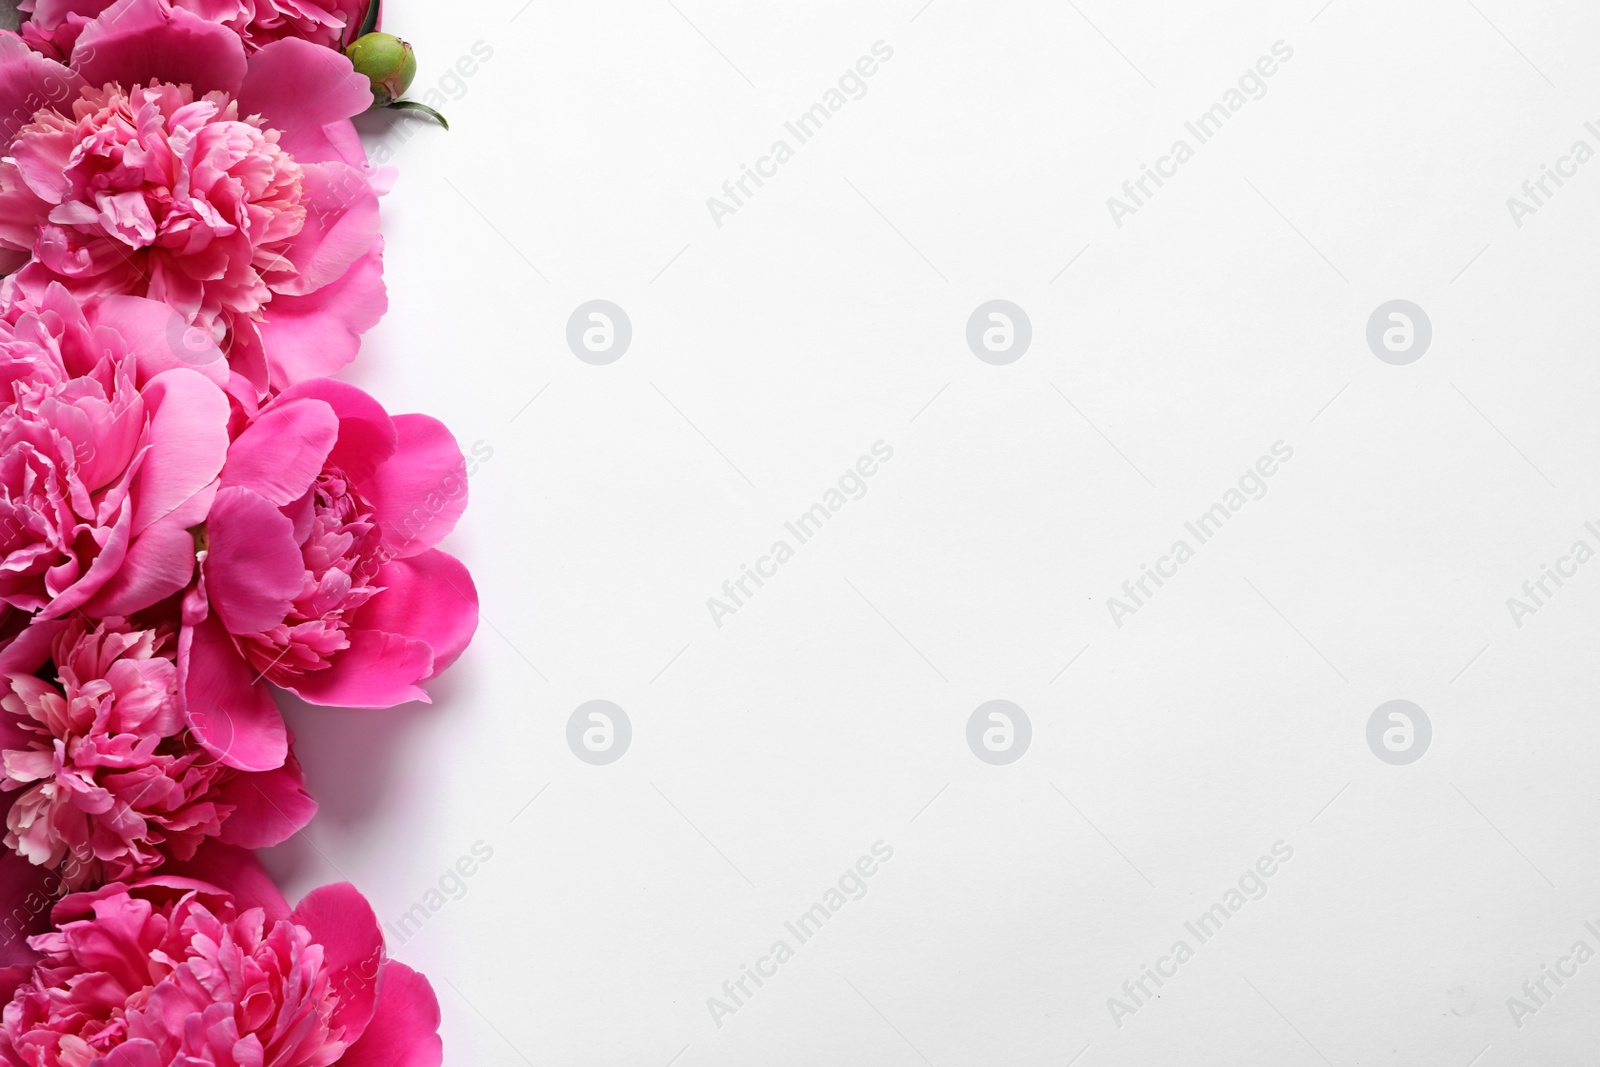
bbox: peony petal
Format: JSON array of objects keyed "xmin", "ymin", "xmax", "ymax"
[
  {"xmin": 71, "ymin": 0, "xmax": 248, "ymax": 97},
  {"xmin": 259, "ymin": 241, "xmax": 387, "ymax": 390},
  {"xmin": 290, "ymin": 883, "xmax": 385, "ymax": 1043},
  {"xmin": 271, "ymin": 162, "xmax": 379, "ymax": 296},
  {"xmin": 0, "ymin": 847, "xmax": 51, "ymax": 973},
  {"xmin": 220, "ymin": 398, "xmax": 337, "ymax": 506},
  {"xmin": 338, "ymin": 962, "xmax": 443, "ymax": 1067},
  {"xmin": 0, "ymin": 618, "xmax": 67, "ymax": 677},
  {"xmin": 274, "ymin": 375, "xmax": 396, "ymax": 481},
  {"xmin": 203, "ymin": 487, "xmax": 303, "ymax": 635},
  {"xmin": 149, "ymin": 841, "xmax": 291, "ymax": 924},
  {"xmin": 88, "ymin": 295, "xmax": 228, "ymax": 387},
  {"xmin": 366, "ymin": 414, "xmax": 467, "ymax": 558},
  {"xmin": 81, "ymin": 510, "xmax": 199, "ymax": 616},
  {"xmin": 236, "ymin": 37, "xmax": 373, "ymax": 164},
  {"xmin": 27, "ymin": 0, "xmax": 116, "ymax": 32},
  {"xmin": 0, "ymin": 965, "xmax": 33, "ymax": 1016},
  {"xmin": 179, "ymin": 613, "xmax": 286, "ymax": 772},
  {"xmin": 130, "ymin": 369, "xmax": 230, "ymax": 536},
  {"xmin": 0, "ymin": 36, "xmax": 81, "ymax": 154},
  {"xmin": 359, "ymin": 551, "xmax": 478, "ymax": 680},
  {"xmin": 35, "ymin": 493, "xmax": 131, "ymax": 620},
  {"xmin": 278, "ymin": 629, "xmax": 431, "ymax": 708},
  {"xmin": 214, "ymin": 751, "xmax": 315, "ymax": 849},
  {"xmin": 95, "ymin": 1040, "xmax": 164, "ymax": 1067},
  {"xmin": 221, "ymin": 317, "xmax": 272, "ymax": 397}
]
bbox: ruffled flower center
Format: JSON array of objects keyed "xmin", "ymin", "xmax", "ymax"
[
  {"xmin": 1, "ymin": 81, "xmax": 306, "ymax": 337},
  {"xmin": 0, "ymin": 295, "xmax": 143, "ymax": 615},
  {"xmin": 0, "ymin": 621, "xmax": 234, "ymax": 889},
  {"xmin": 2, "ymin": 891, "xmax": 346, "ymax": 1067},
  {"xmin": 238, "ymin": 469, "xmax": 383, "ymax": 683}
]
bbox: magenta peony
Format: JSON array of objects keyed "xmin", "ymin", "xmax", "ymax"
[
  {"xmin": 18, "ymin": 0, "xmax": 372, "ymax": 59},
  {"xmin": 0, "ymin": 284, "xmax": 231, "ymax": 633},
  {"xmin": 0, "ymin": 616, "xmax": 314, "ymax": 891},
  {"xmin": 183, "ymin": 377, "xmax": 477, "ymax": 772},
  {"xmin": 0, "ymin": 844, "xmax": 442, "ymax": 1067},
  {"xmin": 0, "ymin": 0, "xmax": 388, "ymax": 395}
]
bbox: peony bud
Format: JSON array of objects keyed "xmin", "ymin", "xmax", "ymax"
[{"xmin": 345, "ymin": 32, "xmax": 416, "ymax": 108}]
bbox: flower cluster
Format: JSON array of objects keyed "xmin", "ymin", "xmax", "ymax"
[
  {"xmin": 0, "ymin": 2, "xmax": 471, "ymax": 1063},
  {"xmin": 0, "ymin": 844, "xmax": 440, "ymax": 1067}
]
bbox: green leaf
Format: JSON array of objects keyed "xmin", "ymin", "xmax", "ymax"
[
  {"xmin": 356, "ymin": 0, "xmax": 381, "ymax": 42},
  {"xmin": 387, "ymin": 100, "xmax": 449, "ymax": 130}
]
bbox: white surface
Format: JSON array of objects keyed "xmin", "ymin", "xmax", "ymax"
[{"xmin": 263, "ymin": 1, "xmax": 1600, "ymax": 1063}]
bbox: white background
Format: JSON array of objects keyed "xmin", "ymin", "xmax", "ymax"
[{"xmin": 260, "ymin": 0, "xmax": 1600, "ymax": 1063}]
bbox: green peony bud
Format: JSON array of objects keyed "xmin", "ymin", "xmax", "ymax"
[{"xmin": 345, "ymin": 32, "xmax": 417, "ymax": 108}]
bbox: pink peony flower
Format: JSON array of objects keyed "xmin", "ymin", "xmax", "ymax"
[
  {"xmin": 0, "ymin": 844, "xmax": 442, "ymax": 1067},
  {"xmin": 184, "ymin": 378, "xmax": 477, "ymax": 772},
  {"xmin": 0, "ymin": 0, "xmax": 389, "ymax": 395},
  {"xmin": 0, "ymin": 616, "xmax": 314, "ymax": 891},
  {"xmin": 19, "ymin": 0, "xmax": 373, "ymax": 60},
  {"xmin": 0, "ymin": 284, "xmax": 231, "ymax": 632}
]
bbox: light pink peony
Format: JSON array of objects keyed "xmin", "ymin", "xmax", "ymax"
[
  {"xmin": 0, "ymin": 0, "xmax": 389, "ymax": 394},
  {"xmin": 19, "ymin": 0, "xmax": 373, "ymax": 59},
  {"xmin": 0, "ymin": 284, "xmax": 231, "ymax": 633},
  {"xmin": 0, "ymin": 616, "xmax": 314, "ymax": 891},
  {"xmin": 0, "ymin": 844, "xmax": 442, "ymax": 1067},
  {"xmin": 184, "ymin": 378, "xmax": 477, "ymax": 772}
]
